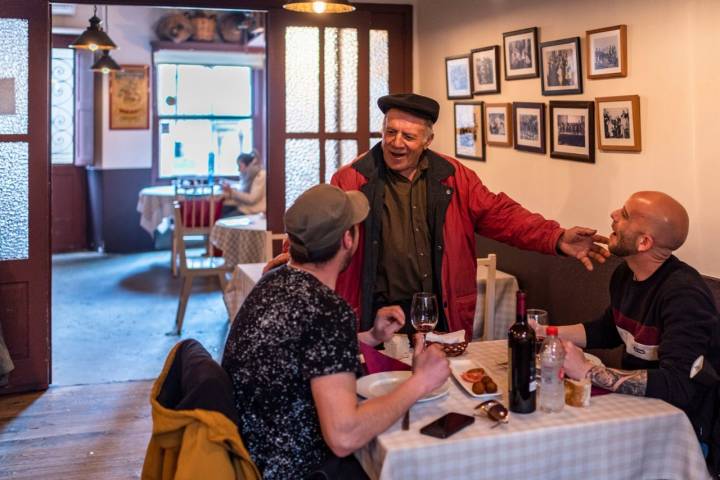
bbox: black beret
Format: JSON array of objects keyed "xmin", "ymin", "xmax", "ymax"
[{"xmin": 377, "ymin": 93, "xmax": 440, "ymax": 124}]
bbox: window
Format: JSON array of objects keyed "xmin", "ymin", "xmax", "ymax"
[
  {"xmin": 156, "ymin": 63, "xmax": 253, "ymax": 178},
  {"xmin": 50, "ymin": 47, "xmax": 75, "ymax": 165}
]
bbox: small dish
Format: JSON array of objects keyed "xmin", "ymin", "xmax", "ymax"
[{"xmin": 450, "ymin": 358, "xmax": 502, "ymax": 400}]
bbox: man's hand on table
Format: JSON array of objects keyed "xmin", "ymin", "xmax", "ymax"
[
  {"xmin": 411, "ymin": 334, "xmax": 451, "ymax": 395},
  {"xmin": 557, "ymin": 227, "xmax": 610, "ymax": 271},
  {"xmin": 562, "ymin": 340, "xmax": 593, "ymax": 380}
]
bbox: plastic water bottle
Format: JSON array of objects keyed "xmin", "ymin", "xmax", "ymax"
[
  {"xmin": 207, "ymin": 152, "xmax": 215, "ymax": 185},
  {"xmin": 539, "ymin": 326, "xmax": 565, "ymax": 413}
]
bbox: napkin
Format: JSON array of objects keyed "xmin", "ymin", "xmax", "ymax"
[
  {"xmin": 359, "ymin": 341, "xmax": 411, "ymax": 375},
  {"xmin": 425, "ymin": 330, "xmax": 466, "ymax": 344}
]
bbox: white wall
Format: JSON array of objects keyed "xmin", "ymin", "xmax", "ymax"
[
  {"xmin": 415, "ymin": 0, "xmax": 720, "ymax": 276},
  {"xmin": 53, "ymin": 5, "xmax": 163, "ymax": 170}
]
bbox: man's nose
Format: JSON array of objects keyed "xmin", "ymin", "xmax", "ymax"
[
  {"xmin": 390, "ymin": 133, "xmax": 403, "ymax": 147},
  {"xmin": 610, "ymin": 209, "xmax": 620, "ymax": 221}
]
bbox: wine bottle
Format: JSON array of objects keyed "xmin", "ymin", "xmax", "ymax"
[{"xmin": 508, "ymin": 290, "xmax": 536, "ymax": 413}]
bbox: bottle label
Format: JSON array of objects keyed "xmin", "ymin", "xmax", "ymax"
[{"xmin": 529, "ymin": 379, "xmax": 537, "ymax": 392}]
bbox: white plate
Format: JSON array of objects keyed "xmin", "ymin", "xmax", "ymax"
[
  {"xmin": 357, "ymin": 371, "xmax": 450, "ymax": 403},
  {"xmin": 449, "ymin": 358, "xmax": 503, "ymax": 400}
]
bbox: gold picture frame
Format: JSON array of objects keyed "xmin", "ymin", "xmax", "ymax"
[
  {"xmin": 595, "ymin": 95, "xmax": 641, "ymax": 152},
  {"xmin": 109, "ymin": 65, "xmax": 149, "ymax": 130}
]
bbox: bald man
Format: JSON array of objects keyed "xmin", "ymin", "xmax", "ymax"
[{"xmin": 543, "ymin": 192, "xmax": 719, "ymax": 444}]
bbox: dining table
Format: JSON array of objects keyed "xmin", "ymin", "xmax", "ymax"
[
  {"xmin": 354, "ymin": 340, "xmax": 711, "ymax": 480},
  {"xmin": 136, "ymin": 184, "xmax": 223, "ymax": 235},
  {"xmin": 209, "ymin": 215, "xmax": 268, "ymax": 268},
  {"xmin": 222, "ymin": 263, "xmax": 519, "ymax": 334}
]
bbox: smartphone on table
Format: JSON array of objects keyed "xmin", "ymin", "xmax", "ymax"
[{"xmin": 419, "ymin": 412, "xmax": 475, "ymax": 439}]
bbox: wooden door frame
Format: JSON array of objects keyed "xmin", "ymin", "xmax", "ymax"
[{"xmin": 0, "ymin": 0, "xmax": 51, "ymax": 394}]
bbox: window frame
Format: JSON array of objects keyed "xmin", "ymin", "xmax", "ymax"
[{"xmin": 150, "ymin": 41, "xmax": 265, "ymax": 182}]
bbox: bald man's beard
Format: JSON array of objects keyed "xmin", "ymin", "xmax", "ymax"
[{"xmin": 609, "ymin": 230, "xmax": 640, "ymax": 257}]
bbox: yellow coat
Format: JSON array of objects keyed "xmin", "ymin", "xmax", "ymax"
[{"xmin": 142, "ymin": 341, "xmax": 261, "ymax": 480}]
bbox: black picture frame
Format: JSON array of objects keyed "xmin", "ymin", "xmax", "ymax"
[
  {"xmin": 512, "ymin": 102, "xmax": 546, "ymax": 154},
  {"xmin": 471, "ymin": 46, "xmax": 500, "ymax": 95},
  {"xmin": 540, "ymin": 37, "xmax": 583, "ymax": 96},
  {"xmin": 445, "ymin": 55, "xmax": 473, "ymax": 100},
  {"xmin": 503, "ymin": 27, "xmax": 539, "ymax": 80},
  {"xmin": 549, "ymin": 101, "xmax": 595, "ymax": 163},
  {"xmin": 454, "ymin": 102, "xmax": 485, "ymax": 161}
]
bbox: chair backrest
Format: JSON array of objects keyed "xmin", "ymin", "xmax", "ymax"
[
  {"xmin": 174, "ymin": 180, "xmax": 222, "ymax": 233},
  {"xmin": 476, "ymin": 253, "xmax": 497, "ymax": 340},
  {"xmin": 264, "ymin": 231, "xmax": 287, "ymax": 262}
]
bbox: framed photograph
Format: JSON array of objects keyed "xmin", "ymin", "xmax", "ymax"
[
  {"xmin": 513, "ymin": 102, "xmax": 546, "ymax": 154},
  {"xmin": 540, "ymin": 37, "xmax": 582, "ymax": 96},
  {"xmin": 549, "ymin": 101, "xmax": 594, "ymax": 163},
  {"xmin": 109, "ymin": 65, "xmax": 149, "ymax": 130},
  {"xmin": 485, "ymin": 103, "xmax": 513, "ymax": 147},
  {"xmin": 445, "ymin": 55, "xmax": 472, "ymax": 99},
  {"xmin": 503, "ymin": 27, "xmax": 539, "ymax": 80},
  {"xmin": 454, "ymin": 102, "xmax": 485, "ymax": 161},
  {"xmin": 587, "ymin": 25, "xmax": 627, "ymax": 79},
  {"xmin": 471, "ymin": 46, "xmax": 500, "ymax": 95},
  {"xmin": 596, "ymin": 95, "xmax": 641, "ymax": 151}
]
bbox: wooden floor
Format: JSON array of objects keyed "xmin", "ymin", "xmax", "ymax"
[{"xmin": 0, "ymin": 381, "xmax": 153, "ymax": 479}]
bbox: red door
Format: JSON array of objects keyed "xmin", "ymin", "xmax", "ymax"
[{"xmin": 0, "ymin": 0, "xmax": 51, "ymax": 394}]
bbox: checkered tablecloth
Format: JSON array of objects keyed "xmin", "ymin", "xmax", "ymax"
[
  {"xmin": 210, "ymin": 215, "xmax": 267, "ymax": 267},
  {"xmin": 473, "ymin": 265, "xmax": 519, "ymax": 340},
  {"xmin": 355, "ymin": 340, "xmax": 711, "ymax": 480},
  {"xmin": 223, "ymin": 263, "xmax": 266, "ymax": 323}
]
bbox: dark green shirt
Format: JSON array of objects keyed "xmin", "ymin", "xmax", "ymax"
[{"xmin": 375, "ymin": 156, "xmax": 434, "ymax": 303}]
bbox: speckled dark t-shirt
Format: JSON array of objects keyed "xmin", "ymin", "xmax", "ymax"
[{"xmin": 222, "ymin": 265, "xmax": 359, "ymax": 480}]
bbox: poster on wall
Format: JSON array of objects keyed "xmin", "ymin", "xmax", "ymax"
[{"xmin": 110, "ymin": 65, "xmax": 149, "ymax": 130}]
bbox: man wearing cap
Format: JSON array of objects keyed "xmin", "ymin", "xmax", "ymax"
[
  {"xmin": 330, "ymin": 93, "xmax": 609, "ymax": 339},
  {"xmin": 222, "ymin": 184, "xmax": 450, "ymax": 480}
]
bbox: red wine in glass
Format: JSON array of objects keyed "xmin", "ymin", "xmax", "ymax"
[{"xmin": 411, "ymin": 292, "xmax": 438, "ymax": 335}]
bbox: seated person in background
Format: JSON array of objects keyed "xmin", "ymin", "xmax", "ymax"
[
  {"xmin": 222, "ymin": 184, "xmax": 450, "ymax": 480},
  {"xmin": 221, "ymin": 149, "xmax": 266, "ymax": 217},
  {"xmin": 537, "ymin": 191, "xmax": 720, "ymax": 445}
]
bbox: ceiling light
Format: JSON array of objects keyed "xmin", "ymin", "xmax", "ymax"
[
  {"xmin": 91, "ymin": 51, "xmax": 121, "ymax": 74},
  {"xmin": 70, "ymin": 5, "xmax": 117, "ymax": 51},
  {"xmin": 283, "ymin": 1, "xmax": 355, "ymax": 14}
]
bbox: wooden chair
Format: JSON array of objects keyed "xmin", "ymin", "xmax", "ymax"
[
  {"xmin": 172, "ymin": 201, "xmax": 227, "ymax": 335},
  {"xmin": 264, "ymin": 231, "xmax": 287, "ymax": 262},
  {"xmin": 171, "ymin": 179, "xmax": 221, "ymax": 276},
  {"xmin": 476, "ymin": 253, "xmax": 497, "ymax": 340}
]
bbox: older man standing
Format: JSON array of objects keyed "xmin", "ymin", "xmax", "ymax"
[{"xmin": 331, "ymin": 93, "xmax": 608, "ymax": 338}]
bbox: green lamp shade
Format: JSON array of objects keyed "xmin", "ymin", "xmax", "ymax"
[
  {"xmin": 91, "ymin": 51, "xmax": 121, "ymax": 74},
  {"xmin": 70, "ymin": 15, "xmax": 117, "ymax": 51}
]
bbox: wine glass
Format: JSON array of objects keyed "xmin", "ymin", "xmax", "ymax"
[
  {"xmin": 410, "ymin": 292, "xmax": 439, "ymax": 337},
  {"xmin": 527, "ymin": 309, "xmax": 548, "ymax": 355}
]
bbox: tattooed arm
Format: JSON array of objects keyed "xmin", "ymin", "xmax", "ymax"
[
  {"xmin": 587, "ymin": 366, "xmax": 648, "ymax": 396},
  {"xmin": 562, "ymin": 339, "xmax": 647, "ymax": 396}
]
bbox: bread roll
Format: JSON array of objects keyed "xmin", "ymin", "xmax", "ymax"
[{"xmin": 564, "ymin": 378, "xmax": 591, "ymax": 407}]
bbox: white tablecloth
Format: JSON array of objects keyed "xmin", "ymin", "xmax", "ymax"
[
  {"xmin": 210, "ymin": 215, "xmax": 267, "ymax": 268},
  {"xmin": 137, "ymin": 185, "xmax": 176, "ymax": 235},
  {"xmin": 355, "ymin": 340, "xmax": 710, "ymax": 480},
  {"xmin": 136, "ymin": 184, "xmax": 222, "ymax": 235},
  {"xmin": 223, "ymin": 263, "xmax": 519, "ymax": 336}
]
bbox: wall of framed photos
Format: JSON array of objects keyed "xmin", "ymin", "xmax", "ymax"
[{"xmin": 415, "ymin": 0, "xmax": 720, "ymax": 276}]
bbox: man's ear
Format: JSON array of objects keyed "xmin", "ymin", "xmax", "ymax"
[
  {"xmin": 424, "ymin": 131, "xmax": 434, "ymax": 150},
  {"xmin": 637, "ymin": 233, "xmax": 654, "ymax": 252},
  {"xmin": 342, "ymin": 229, "xmax": 354, "ymax": 250}
]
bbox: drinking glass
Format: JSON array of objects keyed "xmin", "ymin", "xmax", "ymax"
[
  {"xmin": 527, "ymin": 309, "xmax": 549, "ymax": 355},
  {"xmin": 410, "ymin": 292, "xmax": 439, "ymax": 335}
]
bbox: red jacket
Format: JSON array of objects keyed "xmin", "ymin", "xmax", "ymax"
[{"xmin": 331, "ymin": 145, "xmax": 564, "ymax": 340}]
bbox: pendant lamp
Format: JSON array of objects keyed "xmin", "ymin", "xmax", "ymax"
[
  {"xmin": 70, "ymin": 5, "xmax": 117, "ymax": 51},
  {"xmin": 283, "ymin": 0, "xmax": 355, "ymax": 14},
  {"xmin": 91, "ymin": 50, "xmax": 122, "ymax": 74}
]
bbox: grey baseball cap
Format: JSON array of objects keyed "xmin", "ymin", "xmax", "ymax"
[{"xmin": 284, "ymin": 184, "xmax": 369, "ymax": 258}]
